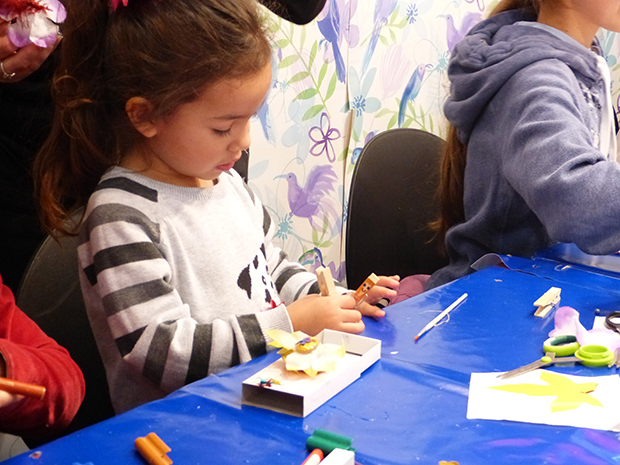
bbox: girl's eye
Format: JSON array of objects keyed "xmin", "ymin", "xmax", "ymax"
[{"xmin": 214, "ymin": 128, "xmax": 232, "ymax": 137}]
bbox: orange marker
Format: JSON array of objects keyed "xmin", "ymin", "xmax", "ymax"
[
  {"xmin": 352, "ymin": 273, "xmax": 379, "ymax": 305},
  {"xmin": 302, "ymin": 448, "xmax": 324, "ymax": 465},
  {"xmin": 0, "ymin": 377, "xmax": 46, "ymax": 400},
  {"xmin": 135, "ymin": 432, "xmax": 172, "ymax": 465}
]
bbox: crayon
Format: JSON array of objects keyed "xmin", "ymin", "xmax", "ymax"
[
  {"xmin": 135, "ymin": 432, "xmax": 172, "ymax": 465},
  {"xmin": 0, "ymin": 377, "xmax": 45, "ymax": 400}
]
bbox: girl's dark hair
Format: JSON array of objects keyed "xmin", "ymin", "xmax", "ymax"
[
  {"xmin": 430, "ymin": 0, "xmax": 540, "ymax": 251},
  {"xmin": 36, "ymin": 0, "xmax": 272, "ymax": 235},
  {"xmin": 490, "ymin": 0, "xmax": 540, "ymax": 15}
]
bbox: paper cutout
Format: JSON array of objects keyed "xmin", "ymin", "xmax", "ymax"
[
  {"xmin": 243, "ymin": 330, "xmax": 381, "ymax": 417},
  {"xmin": 468, "ymin": 370, "xmax": 620, "ymax": 432},
  {"xmin": 489, "ymin": 371, "xmax": 602, "ymax": 413},
  {"xmin": 550, "ymin": 307, "xmax": 620, "ymax": 352},
  {"xmin": 267, "ymin": 329, "xmax": 346, "ymax": 377}
]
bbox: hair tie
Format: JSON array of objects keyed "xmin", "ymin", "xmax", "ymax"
[{"xmin": 110, "ymin": 0, "xmax": 129, "ymax": 11}]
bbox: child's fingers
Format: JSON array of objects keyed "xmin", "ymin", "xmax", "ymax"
[
  {"xmin": 370, "ymin": 286, "xmax": 398, "ymax": 298},
  {"xmin": 376, "ymin": 275, "xmax": 400, "ymax": 286},
  {"xmin": 364, "ymin": 285, "xmax": 397, "ymax": 305},
  {"xmin": 0, "ymin": 390, "xmax": 18, "ymax": 408},
  {"xmin": 338, "ymin": 319, "xmax": 365, "ymax": 334},
  {"xmin": 357, "ymin": 301, "xmax": 386, "ymax": 318},
  {"xmin": 335, "ymin": 293, "xmax": 359, "ymax": 309},
  {"xmin": 340, "ymin": 308, "xmax": 363, "ymax": 323}
]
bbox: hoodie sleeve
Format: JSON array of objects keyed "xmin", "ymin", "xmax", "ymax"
[
  {"xmin": 0, "ymin": 276, "xmax": 85, "ymax": 439},
  {"xmin": 498, "ymin": 59, "xmax": 620, "ymax": 255}
]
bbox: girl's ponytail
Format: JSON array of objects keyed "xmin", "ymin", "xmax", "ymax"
[
  {"xmin": 490, "ymin": 0, "xmax": 540, "ymax": 16},
  {"xmin": 36, "ymin": 0, "xmax": 116, "ymax": 235},
  {"xmin": 431, "ymin": 0, "xmax": 541, "ymax": 251},
  {"xmin": 430, "ymin": 126, "xmax": 467, "ymax": 252}
]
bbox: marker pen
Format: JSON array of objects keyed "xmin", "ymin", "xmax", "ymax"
[{"xmin": 302, "ymin": 448, "xmax": 324, "ymax": 465}]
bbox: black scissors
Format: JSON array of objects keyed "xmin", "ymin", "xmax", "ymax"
[{"xmin": 605, "ymin": 311, "xmax": 620, "ymax": 333}]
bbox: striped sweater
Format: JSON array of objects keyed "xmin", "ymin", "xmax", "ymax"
[{"xmin": 78, "ymin": 167, "xmax": 324, "ymax": 413}]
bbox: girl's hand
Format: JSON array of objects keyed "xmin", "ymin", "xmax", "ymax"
[
  {"xmin": 0, "ymin": 356, "xmax": 18, "ymax": 408},
  {"xmin": 0, "ymin": 21, "xmax": 61, "ymax": 83},
  {"xmin": 0, "ymin": 390, "xmax": 18, "ymax": 409},
  {"xmin": 355, "ymin": 275, "xmax": 400, "ymax": 318},
  {"xmin": 287, "ymin": 293, "xmax": 364, "ymax": 336}
]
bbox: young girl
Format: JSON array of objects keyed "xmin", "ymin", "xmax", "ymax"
[
  {"xmin": 428, "ymin": 0, "xmax": 620, "ymax": 289},
  {"xmin": 36, "ymin": 0, "xmax": 398, "ymax": 413}
]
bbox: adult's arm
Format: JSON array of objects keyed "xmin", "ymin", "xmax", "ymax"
[{"xmin": 0, "ymin": 275, "xmax": 85, "ymax": 439}]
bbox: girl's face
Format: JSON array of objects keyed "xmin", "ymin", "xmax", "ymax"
[
  {"xmin": 540, "ymin": 0, "xmax": 620, "ymax": 46},
  {"xmin": 126, "ymin": 62, "xmax": 272, "ymax": 187},
  {"xmin": 574, "ymin": 0, "xmax": 620, "ymax": 32}
]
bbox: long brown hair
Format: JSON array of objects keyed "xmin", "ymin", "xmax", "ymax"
[
  {"xmin": 431, "ymin": 0, "xmax": 541, "ymax": 251},
  {"xmin": 35, "ymin": 0, "xmax": 272, "ymax": 235}
]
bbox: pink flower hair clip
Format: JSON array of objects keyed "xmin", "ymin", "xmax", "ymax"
[
  {"xmin": 0, "ymin": 0, "xmax": 66, "ymax": 48},
  {"xmin": 110, "ymin": 0, "xmax": 129, "ymax": 11}
]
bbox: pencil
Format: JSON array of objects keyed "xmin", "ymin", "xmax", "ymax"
[
  {"xmin": 0, "ymin": 376, "xmax": 46, "ymax": 400},
  {"xmin": 414, "ymin": 293, "xmax": 468, "ymax": 341}
]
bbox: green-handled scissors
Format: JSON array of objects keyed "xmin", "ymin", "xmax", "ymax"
[{"xmin": 497, "ymin": 335, "xmax": 615, "ymax": 380}]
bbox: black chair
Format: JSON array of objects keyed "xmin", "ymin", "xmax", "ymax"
[
  {"xmin": 234, "ymin": 149, "xmax": 249, "ymax": 183},
  {"xmin": 345, "ymin": 128, "xmax": 449, "ymax": 288},
  {"xmin": 16, "ymin": 227, "xmax": 114, "ymax": 444}
]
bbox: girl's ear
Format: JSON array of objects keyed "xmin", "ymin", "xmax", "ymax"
[{"xmin": 126, "ymin": 97, "xmax": 158, "ymax": 138}]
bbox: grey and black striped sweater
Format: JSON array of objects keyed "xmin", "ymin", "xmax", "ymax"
[{"xmin": 78, "ymin": 167, "xmax": 326, "ymax": 413}]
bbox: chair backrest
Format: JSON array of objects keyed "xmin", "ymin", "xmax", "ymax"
[
  {"xmin": 16, "ymin": 231, "xmax": 114, "ymax": 441},
  {"xmin": 345, "ymin": 128, "xmax": 449, "ymax": 288}
]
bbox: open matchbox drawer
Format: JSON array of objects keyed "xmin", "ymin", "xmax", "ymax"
[{"xmin": 241, "ymin": 329, "xmax": 381, "ymax": 417}]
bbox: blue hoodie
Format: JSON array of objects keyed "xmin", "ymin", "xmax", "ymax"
[{"xmin": 428, "ymin": 9, "xmax": 620, "ymax": 288}]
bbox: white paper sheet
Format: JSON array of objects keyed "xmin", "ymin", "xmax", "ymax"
[{"xmin": 468, "ymin": 370, "xmax": 620, "ymax": 431}]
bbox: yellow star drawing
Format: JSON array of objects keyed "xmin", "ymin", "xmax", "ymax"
[{"xmin": 490, "ymin": 371, "xmax": 603, "ymax": 413}]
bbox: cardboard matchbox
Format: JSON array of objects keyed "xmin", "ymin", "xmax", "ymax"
[{"xmin": 241, "ymin": 329, "xmax": 381, "ymax": 417}]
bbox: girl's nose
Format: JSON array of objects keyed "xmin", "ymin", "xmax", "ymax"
[{"xmin": 230, "ymin": 121, "xmax": 251, "ymax": 152}]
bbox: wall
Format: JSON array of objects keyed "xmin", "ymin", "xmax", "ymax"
[{"xmin": 248, "ymin": 0, "xmax": 620, "ymax": 286}]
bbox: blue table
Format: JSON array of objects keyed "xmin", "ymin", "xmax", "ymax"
[{"xmin": 7, "ymin": 254, "xmax": 620, "ymax": 465}]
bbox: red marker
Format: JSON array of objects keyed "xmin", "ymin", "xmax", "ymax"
[{"xmin": 302, "ymin": 448, "xmax": 324, "ymax": 465}]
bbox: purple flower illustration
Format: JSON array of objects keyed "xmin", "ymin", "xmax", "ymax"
[
  {"xmin": 309, "ymin": 112, "xmax": 341, "ymax": 163},
  {"xmin": 465, "ymin": 0, "xmax": 485, "ymax": 12}
]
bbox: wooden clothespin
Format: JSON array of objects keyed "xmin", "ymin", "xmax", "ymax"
[
  {"xmin": 533, "ymin": 287, "xmax": 561, "ymax": 318},
  {"xmin": 352, "ymin": 273, "xmax": 379, "ymax": 305},
  {"xmin": 135, "ymin": 432, "xmax": 172, "ymax": 465},
  {"xmin": 316, "ymin": 266, "xmax": 336, "ymax": 296}
]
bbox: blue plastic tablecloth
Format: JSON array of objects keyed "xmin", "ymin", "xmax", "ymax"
[{"xmin": 6, "ymin": 260, "xmax": 620, "ymax": 465}]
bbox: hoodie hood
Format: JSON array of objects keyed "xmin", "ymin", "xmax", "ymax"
[{"xmin": 445, "ymin": 9, "xmax": 602, "ymax": 144}]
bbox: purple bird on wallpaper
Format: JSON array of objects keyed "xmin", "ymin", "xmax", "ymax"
[
  {"xmin": 275, "ymin": 164, "xmax": 339, "ymax": 228},
  {"xmin": 317, "ymin": 0, "xmax": 346, "ymax": 83},
  {"xmin": 361, "ymin": 0, "xmax": 397, "ymax": 76},
  {"xmin": 442, "ymin": 12, "xmax": 482, "ymax": 52},
  {"xmin": 310, "ymin": 247, "xmax": 346, "ymax": 282},
  {"xmin": 398, "ymin": 63, "xmax": 432, "ymax": 128}
]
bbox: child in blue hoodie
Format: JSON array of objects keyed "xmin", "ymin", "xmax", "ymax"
[{"xmin": 428, "ymin": 0, "xmax": 620, "ymax": 288}]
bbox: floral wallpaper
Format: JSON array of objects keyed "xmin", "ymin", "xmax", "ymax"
[{"xmin": 248, "ymin": 0, "xmax": 620, "ymax": 287}]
